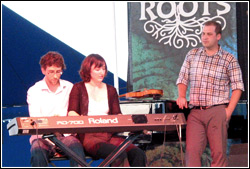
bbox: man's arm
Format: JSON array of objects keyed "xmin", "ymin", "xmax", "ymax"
[
  {"xmin": 225, "ymin": 89, "xmax": 242, "ymax": 121},
  {"xmin": 27, "ymin": 87, "xmax": 41, "ymax": 117}
]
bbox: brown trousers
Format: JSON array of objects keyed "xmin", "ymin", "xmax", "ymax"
[{"xmin": 185, "ymin": 105, "xmax": 228, "ymax": 167}]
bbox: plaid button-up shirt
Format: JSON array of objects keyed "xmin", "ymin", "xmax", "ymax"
[{"xmin": 176, "ymin": 46, "xmax": 244, "ymax": 107}]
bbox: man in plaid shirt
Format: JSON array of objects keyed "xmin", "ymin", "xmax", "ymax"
[{"xmin": 176, "ymin": 21, "xmax": 244, "ymax": 167}]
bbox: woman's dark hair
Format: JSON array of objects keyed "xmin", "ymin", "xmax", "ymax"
[{"xmin": 79, "ymin": 54, "xmax": 107, "ymax": 82}]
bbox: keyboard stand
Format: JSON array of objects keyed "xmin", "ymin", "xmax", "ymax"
[
  {"xmin": 98, "ymin": 131, "xmax": 142, "ymax": 167},
  {"xmin": 43, "ymin": 134, "xmax": 90, "ymax": 167}
]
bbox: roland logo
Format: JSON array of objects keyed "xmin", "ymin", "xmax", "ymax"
[{"xmin": 88, "ymin": 117, "xmax": 118, "ymax": 124}]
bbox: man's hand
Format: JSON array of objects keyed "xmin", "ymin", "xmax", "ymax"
[
  {"xmin": 177, "ymin": 84, "xmax": 188, "ymax": 109},
  {"xmin": 176, "ymin": 97, "xmax": 188, "ymax": 109}
]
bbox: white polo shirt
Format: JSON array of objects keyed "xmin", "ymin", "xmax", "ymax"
[{"xmin": 27, "ymin": 78, "xmax": 73, "ymax": 144}]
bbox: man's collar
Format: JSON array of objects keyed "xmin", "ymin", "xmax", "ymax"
[{"xmin": 201, "ymin": 45, "xmax": 223, "ymax": 57}]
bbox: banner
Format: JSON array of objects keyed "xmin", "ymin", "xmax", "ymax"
[{"xmin": 128, "ymin": 2, "xmax": 237, "ymax": 100}]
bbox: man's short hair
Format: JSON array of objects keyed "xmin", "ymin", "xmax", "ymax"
[
  {"xmin": 39, "ymin": 51, "xmax": 66, "ymax": 70},
  {"xmin": 204, "ymin": 20, "xmax": 222, "ymax": 35}
]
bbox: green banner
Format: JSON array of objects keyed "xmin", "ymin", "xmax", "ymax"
[{"xmin": 128, "ymin": 2, "xmax": 237, "ymax": 100}]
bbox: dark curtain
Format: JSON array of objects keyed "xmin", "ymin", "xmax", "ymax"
[{"xmin": 236, "ymin": 2, "xmax": 248, "ymax": 101}]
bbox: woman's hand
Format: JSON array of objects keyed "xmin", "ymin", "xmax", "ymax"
[{"xmin": 68, "ymin": 111, "xmax": 80, "ymax": 116}]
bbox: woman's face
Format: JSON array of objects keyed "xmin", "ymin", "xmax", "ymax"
[{"xmin": 90, "ymin": 64, "xmax": 106, "ymax": 83}]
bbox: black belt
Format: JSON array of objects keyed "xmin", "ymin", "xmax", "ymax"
[{"xmin": 192, "ymin": 103, "xmax": 228, "ymax": 110}]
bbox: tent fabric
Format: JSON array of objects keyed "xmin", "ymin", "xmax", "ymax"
[{"xmin": 2, "ymin": 5, "xmax": 126, "ymax": 107}]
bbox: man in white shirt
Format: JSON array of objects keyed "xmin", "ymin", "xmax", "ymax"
[{"xmin": 27, "ymin": 51, "xmax": 85, "ymax": 166}]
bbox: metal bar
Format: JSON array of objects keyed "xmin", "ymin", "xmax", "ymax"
[{"xmin": 43, "ymin": 134, "xmax": 90, "ymax": 167}]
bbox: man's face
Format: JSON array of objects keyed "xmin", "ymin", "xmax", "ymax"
[
  {"xmin": 42, "ymin": 65, "xmax": 62, "ymax": 86},
  {"xmin": 201, "ymin": 25, "xmax": 221, "ymax": 49}
]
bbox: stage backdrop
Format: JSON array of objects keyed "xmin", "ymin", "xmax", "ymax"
[{"xmin": 128, "ymin": 2, "xmax": 237, "ymax": 100}]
